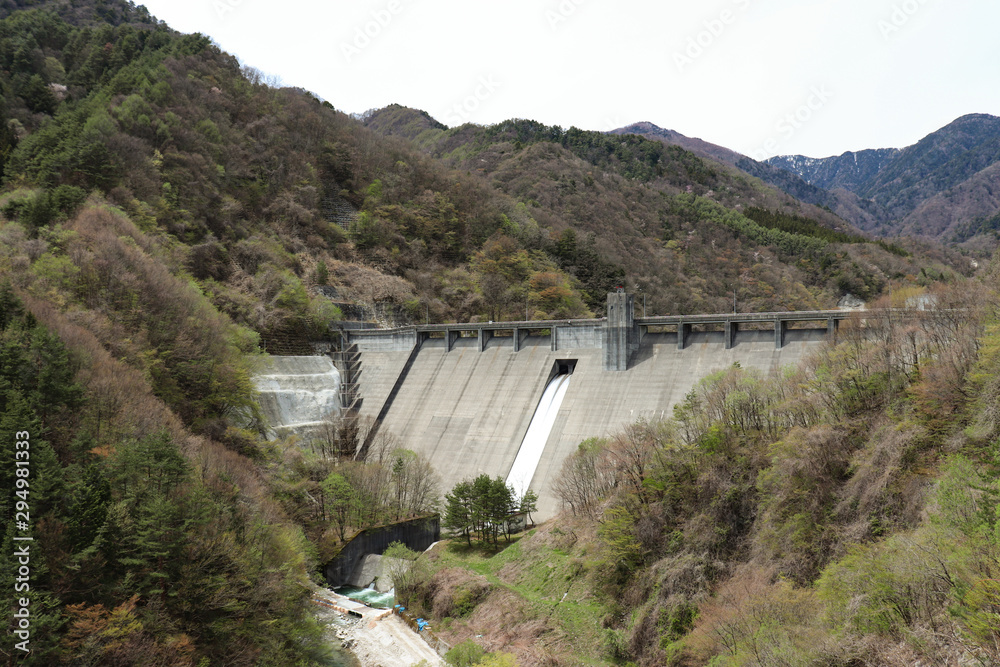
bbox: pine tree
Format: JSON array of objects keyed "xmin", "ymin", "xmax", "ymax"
[
  {"xmin": 520, "ymin": 489, "xmax": 538, "ymax": 529},
  {"xmin": 444, "ymin": 480, "xmax": 474, "ymax": 545}
]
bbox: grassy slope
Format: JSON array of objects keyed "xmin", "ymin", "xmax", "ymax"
[{"xmin": 413, "ymin": 521, "xmax": 612, "ymax": 667}]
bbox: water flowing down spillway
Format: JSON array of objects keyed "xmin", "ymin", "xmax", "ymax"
[
  {"xmin": 506, "ymin": 373, "xmax": 572, "ymax": 501},
  {"xmin": 254, "ymin": 356, "xmax": 341, "ymax": 438}
]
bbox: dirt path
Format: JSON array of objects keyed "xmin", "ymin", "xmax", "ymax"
[
  {"xmin": 313, "ymin": 588, "xmax": 443, "ymax": 667},
  {"xmin": 344, "ymin": 615, "xmax": 444, "ymax": 667}
]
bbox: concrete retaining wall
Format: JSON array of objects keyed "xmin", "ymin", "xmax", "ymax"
[
  {"xmin": 354, "ymin": 330, "xmax": 418, "ymax": 353},
  {"xmin": 324, "ymin": 516, "xmax": 440, "ymax": 588}
]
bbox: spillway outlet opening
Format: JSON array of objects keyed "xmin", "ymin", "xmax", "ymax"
[{"xmin": 554, "ymin": 359, "xmax": 577, "ymax": 378}]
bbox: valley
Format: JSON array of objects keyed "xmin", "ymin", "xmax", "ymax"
[{"xmin": 0, "ymin": 1, "xmax": 999, "ymax": 665}]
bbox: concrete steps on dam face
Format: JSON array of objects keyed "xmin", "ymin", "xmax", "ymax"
[{"xmin": 359, "ymin": 331, "xmax": 823, "ymax": 522}]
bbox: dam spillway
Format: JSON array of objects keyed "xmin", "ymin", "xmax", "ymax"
[
  {"xmin": 350, "ymin": 294, "xmax": 845, "ymax": 520},
  {"xmin": 254, "ymin": 355, "xmax": 341, "ymax": 438},
  {"xmin": 506, "ymin": 370, "xmax": 572, "ymax": 501}
]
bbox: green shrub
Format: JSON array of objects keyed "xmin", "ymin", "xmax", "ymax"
[
  {"xmin": 445, "ymin": 639, "xmax": 485, "ymax": 667},
  {"xmin": 1, "ymin": 186, "xmax": 87, "ymax": 231}
]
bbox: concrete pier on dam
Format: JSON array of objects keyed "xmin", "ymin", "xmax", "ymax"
[{"xmin": 345, "ymin": 293, "xmax": 849, "ymax": 520}]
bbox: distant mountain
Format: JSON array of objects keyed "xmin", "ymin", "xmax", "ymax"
[
  {"xmin": 609, "ymin": 121, "xmax": 745, "ymax": 166},
  {"xmin": 608, "ymin": 121, "xmax": 890, "ymax": 235},
  {"xmin": 768, "ymin": 148, "xmax": 900, "ymax": 193},
  {"xmin": 767, "ymin": 114, "xmax": 1000, "ymax": 242}
]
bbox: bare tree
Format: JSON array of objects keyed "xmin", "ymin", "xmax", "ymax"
[
  {"xmin": 389, "ymin": 449, "xmax": 440, "ymax": 519},
  {"xmin": 553, "ymin": 438, "xmax": 614, "ymax": 517},
  {"xmin": 604, "ymin": 421, "xmax": 660, "ymax": 500}
]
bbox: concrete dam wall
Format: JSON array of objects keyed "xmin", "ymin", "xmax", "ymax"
[{"xmin": 350, "ymin": 294, "xmax": 843, "ymax": 520}]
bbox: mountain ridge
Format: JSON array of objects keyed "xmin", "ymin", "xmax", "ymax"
[
  {"xmin": 0, "ymin": 3, "xmax": 993, "ymax": 664},
  {"xmin": 766, "ymin": 113, "xmax": 1000, "ymax": 240}
]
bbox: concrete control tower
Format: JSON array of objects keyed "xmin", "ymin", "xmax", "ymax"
[{"xmin": 603, "ymin": 290, "xmax": 640, "ymax": 371}]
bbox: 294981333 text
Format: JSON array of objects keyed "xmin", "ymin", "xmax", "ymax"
[{"xmin": 12, "ymin": 430, "xmax": 32, "ymax": 655}]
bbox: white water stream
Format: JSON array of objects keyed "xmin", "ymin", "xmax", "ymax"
[
  {"xmin": 505, "ymin": 373, "xmax": 571, "ymax": 500},
  {"xmin": 254, "ymin": 356, "xmax": 341, "ymax": 438}
]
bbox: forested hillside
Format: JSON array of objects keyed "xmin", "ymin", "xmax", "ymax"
[
  {"xmin": 0, "ymin": 1, "xmax": 997, "ymax": 665},
  {"xmin": 365, "ymin": 106, "xmax": 970, "ymax": 315}
]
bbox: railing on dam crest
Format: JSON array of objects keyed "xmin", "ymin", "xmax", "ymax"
[{"xmin": 340, "ymin": 292, "xmax": 861, "ymax": 371}]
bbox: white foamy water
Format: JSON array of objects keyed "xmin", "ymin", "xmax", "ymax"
[
  {"xmin": 506, "ymin": 373, "xmax": 571, "ymax": 500},
  {"xmin": 335, "ymin": 586, "xmax": 395, "ymax": 609},
  {"xmin": 254, "ymin": 356, "xmax": 341, "ymax": 438}
]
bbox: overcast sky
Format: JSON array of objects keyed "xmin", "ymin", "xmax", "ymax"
[{"xmin": 137, "ymin": 0, "xmax": 999, "ymax": 160}]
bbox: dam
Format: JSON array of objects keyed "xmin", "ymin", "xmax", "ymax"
[{"xmin": 338, "ymin": 293, "xmax": 847, "ymax": 520}]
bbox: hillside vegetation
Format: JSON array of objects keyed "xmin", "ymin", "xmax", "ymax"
[
  {"xmin": 365, "ymin": 107, "xmax": 970, "ymax": 315},
  {"xmin": 0, "ymin": 1, "xmax": 996, "ymax": 665},
  {"xmin": 395, "ymin": 274, "xmax": 1000, "ymax": 667}
]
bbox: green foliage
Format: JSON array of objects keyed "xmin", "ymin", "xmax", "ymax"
[
  {"xmin": 519, "ymin": 489, "xmax": 538, "ymax": 526},
  {"xmin": 383, "ymin": 540, "xmax": 419, "ymax": 561},
  {"xmin": 597, "ymin": 500, "xmax": 644, "ymax": 582},
  {"xmin": 0, "ymin": 286, "xmax": 83, "ymax": 433},
  {"xmin": 549, "ymin": 228, "xmax": 626, "ymax": 312},
  {"xmin": 875, "ymin": 239, "xmax": 910, "ymax": 257},
  {"xmin": 452, "ymin": 585, "xmax": 483, "ymax": 616},
  {"xmin": 742, "ymin": 207, "xmax": 864, "ymax": 244},
  {"xmin": 475, "ymin": 653, "xmax": 518, "ymax": 667},
  {"xmin": 445, "ymin": 479, "xmax": 475, "ymax": 545},
  {"xmin": 273, "ymin": 271, "xmax": 310, "ymax": 311},
  {"xmin": 444, "ymin": 474, "xmax": 519, "ymax": 547},
  {"xmin": 664, "ymin": 194, "xmax": 828, "ymax": 257},
  {"xmin": 349, "ymin": 210, "xmax": 389, "ymax": 249},
  {"xmin": 22, "ymin": 73, "xmax": 57, "ymax": 114},
  {"xmin": 308, "ymin": 295, "xmax": 342, "ymax": 336},
  {"xmin": 1, "ymin": 185, "xmax": 86, "ymax": 230},
  {"xmin": 366, "ymin": 178, "xmax": 384, "ymax": 200},
  {"xmin": 321, "ymin": 472, "xmax": 360, "ymax": 541},
  {"xmin": 958, "ymin": 578, "xmax": 1000, "ymax": 652},
  {"xmin": 445, "ymin": 639, "xmax": 486, "ymax": 666}
]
